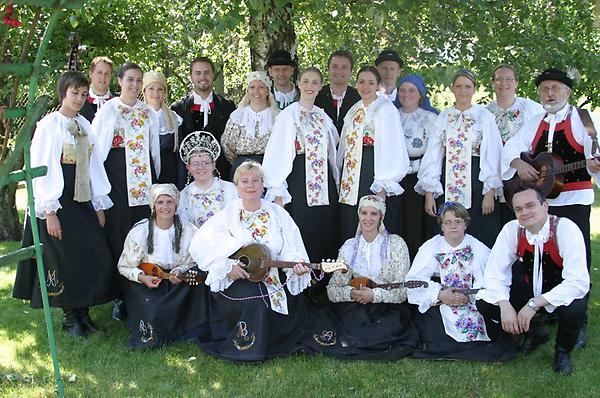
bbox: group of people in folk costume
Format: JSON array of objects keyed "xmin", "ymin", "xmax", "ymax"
[{"xmin": 12, "ymin": 47, "xmax": 598, "ymax": 375}]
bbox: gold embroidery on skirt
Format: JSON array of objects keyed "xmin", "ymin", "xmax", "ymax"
[{"xmin": 232, "ymin": 321, "xmax": 256, "ymax": 351}]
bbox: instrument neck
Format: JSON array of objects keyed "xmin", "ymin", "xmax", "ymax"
[{"xmin": 262, "ymin": 260, "xmax": 321, "ymax": 270}]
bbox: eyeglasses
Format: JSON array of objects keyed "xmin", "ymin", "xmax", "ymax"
[
  {"xmin": 538, "ymin": 85, "xmax": 568, "ymax": 95},
  {"xmin": 441, "ymin": 219, "xmax": 465, "ymax": 226},
  {"xmin": 189, "ymin": 161, "xmax": 214, "ymax": 169}
]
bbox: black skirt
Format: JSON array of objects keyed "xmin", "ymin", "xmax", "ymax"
[
  {"xmin": 426, "ymin": 156, "xmax": 501, "ymax": 248},
  {"xmin": 158, "ymin": 150, "xmax": 178, "ymax": 185},
  {"xmin": 103, "ymin": 148, "xmax": 152, "ymax": 266},
  {"xmin": 339, "ymin": 146, "xmax": 401, "ymax": 242},
  {"xmin": 308, "ymin": 302, "xmax": 419, "ymax": 361},
  {"xmin": 286, "ymin": 154, "xmax": 339, "ymax": 263},
  {"xmin": 412, "ymin": 305, "xmax": 516, "ymax": 361},
  {"xmin": 398, "ymin": 172, "xmax": 426, "ymax": 260},
  {"xmin": 123, "ymin": 272, "xmax": 211, "ymax": 349},
  {"xmin": 13, "ymin": 164, "xmax": 117, "ymax": 309},
  {"xmin": 197, "ymin": 277, "xmax": 314, "ymax": 362}
]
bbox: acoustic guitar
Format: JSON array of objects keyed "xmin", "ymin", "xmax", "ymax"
[
  {"xmin": 229, "ymin": 243, "xmax": 348, "ymax": 283},
  {"xmin": 504, "ymin": 152, "xmax": 594, "ymax": 200},
  {"xmin": 350, "ymin": 277, "xmax": 428, "ymax": 290},
  {"xmin": 138, "ymin": 262, "xmax": 206, "ymax": 285}
]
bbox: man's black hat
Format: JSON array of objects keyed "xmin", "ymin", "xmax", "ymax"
[
  {"xmin": 375, "ymin": 50, "xmax": 404, "ymax": 67},
  {"xmin": 266, "ymin": 50, "xmax": 295, "ymax": 68},
  {"xmin": 535, "ymin": 68, "xmax": 573, "ymax": 89}
]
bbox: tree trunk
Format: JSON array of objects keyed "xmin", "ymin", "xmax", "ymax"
[
  {"xmin": 595, "ymin": 0, "xmax": 600, "ymax": 28},
  {"xmin": 248, "ymin": 1, "xmax": 297, "ymax": 71},
  {"xmin": 0, "ymin": 183, "xmax": 22, "ymax": 241}
]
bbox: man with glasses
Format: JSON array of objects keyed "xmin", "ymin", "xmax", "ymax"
[
  {"xmin": 477, "ymin": 186, "xmax": 589, "ymax": 374},
  {"xmin": 501, "ymin": 68, "xmax": 600, "ymax": 348}
]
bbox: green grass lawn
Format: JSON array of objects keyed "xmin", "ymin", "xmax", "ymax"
[{"xmin": 1, "ymin": 199, "xmax": 599, "ymax": 398}]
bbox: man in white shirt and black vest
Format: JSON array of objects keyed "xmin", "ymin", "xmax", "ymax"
[
  {"xmin": 172, "ymin": 57, "xmax": 235, "ymax": 187},
  {"xmin": 477, "ymin": 186, "xmax": 589, "ymax": 375}
]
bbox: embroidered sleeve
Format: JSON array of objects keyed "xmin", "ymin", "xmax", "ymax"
[
  {"xmin": 117, "ymin": 223, "xmax": 147, "ymax": 283},
  {"xmin": 372, "ymin": 235, "xmax": 410, "ymax": 304},
  {"xmin": 171, "ymin": 223, "xmax": 199, "ymax": 274},
  {"xmin": 500, "ymin": 114, "xmax": 541, "ymax": 180},
  {"xmin": 221, "ymin": 120, "xmax": 240, "ymax": 164}
]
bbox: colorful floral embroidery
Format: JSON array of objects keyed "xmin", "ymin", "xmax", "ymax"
[
  {"xmin": 299, "ymin": 109, "xmax": 330, "ymax": 206},
  {"xmin": 444, "ymin": 112, "xmax": 473, "ymax": 208},
  {"xmin": 232, "ymin": 321, "xmax": 256, "ymax": 351},
  {"xmin": 339, "ymin": 107, "xmax": 367, "ymax": 205},
  {"xmin": 121, "ymin": 103, "xmax": 153, "ymax": 206},
  {"xmin": 189, "ymin": 189, "xmax": 225, "ymax": 228},
  {"xmin": 240, "ymin": 209, "xmax": 270, "ymax": 243}
]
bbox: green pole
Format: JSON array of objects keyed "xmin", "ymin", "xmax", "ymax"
[{"xmin": 24, "ymin": 9, "xmax": 66, "ymax": 398}]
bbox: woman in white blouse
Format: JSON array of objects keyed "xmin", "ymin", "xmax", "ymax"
[
  {"xmin": 13, "ymin": 72, "xmax": 116, "ymax": 338},
  {"xmin": 189, "ymin": 161, "xmax": 314, "ymax": 362},
  {"xmin": 221, "ymin": 71, "xmax": 278, "ymax": 179},
  {"xmin": 406, "ymin": 201, "xmax": 514, "ymax": 360},
  {"xmin": 325, "ymin": 195, "xmax": 418, "ymax": 359},
  {"xmin": 143, "ymin": 70, "xmax": 183, "ymax": 185},
  {"xmin": 397, "ymin": 74, "xmax": 439, "ymax": 259},
  {"xmin": 262, "ymin": 67, "xmax": 340, "ymax": 264},
  {"xmin": 338, "ymin": 66, "xmax": 409, "ymax": 242},
  {"xmin": 117, "ymin": 183, "xmax": 208, "ymax": 348},
  {"xmin": 416, "ymin": 69, "xmax": 503, "ymax": 248}
]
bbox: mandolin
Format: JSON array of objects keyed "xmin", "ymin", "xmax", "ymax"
[
  {"xmin": 229, "ymin": 243, "xmax": 348, "ymax": 283},
  {"xmin": 350, "ymin": 277, "xmax": 428, "ymax": 290},
  {"xmin": 504, "ymin": 151, "xmax": 596, "ymax": 200},
  {"xmin": 138, "ymin": 262, "xmax": 206, "ymax": 285}
]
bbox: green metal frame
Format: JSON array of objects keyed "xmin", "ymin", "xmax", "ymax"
[{"xmin": 0, "ymin": 1, "xmax": 85, "ymax": 396}]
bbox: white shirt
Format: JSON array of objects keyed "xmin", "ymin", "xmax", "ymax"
[
  {"xmin": 487, "ymin": 97, "xmax": 544, "ymax": 143},
  {"xmin": 477, "ymin": 217, "xmax": 589, "ymax": 312},
  {"xmin": 399, "ymin": 107, "xmax": 438, "ymax": 174}
]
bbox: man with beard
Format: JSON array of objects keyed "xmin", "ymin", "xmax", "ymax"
[
  {"xmin": 172, "ymin": 57, "xmax": 235, "ymax": 187},
  {"xmin": 315, "ymin": 50, "xmax": 360, "ymax": 135},
  {"xmin": 501, "ymin": 68, "xmax": 600, "ymax": 347}
]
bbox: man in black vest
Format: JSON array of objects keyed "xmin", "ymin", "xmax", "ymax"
[
  {"xmin": 315, "ymin": 49, "xmax": 360, "ymax": 135},
  {"xmin": 477, "ymin": 186, "xmax": 589, "ymax": 374},
  {"xmin": 172, "ymin": 57, "xmax": 235, "ymax": 187},
  {"xmin": 80, "ymin": 56, "xmax": 114, "ymax": 123},
  {"xmin": 502, "ymin": 68, "xmax": 600, "ymax": 346}
]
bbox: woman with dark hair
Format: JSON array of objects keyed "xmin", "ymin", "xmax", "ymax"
[
  {"xmin": 13, "ymin": 71, "xmax": 116, "ymax": 337},
  {"xmin": 262, "ymin": 67, "xmax": 340, "ymax": 263},
  {"xmin": 92, "ymin": 62, "xmax": 160, "ymax": 320},
  {"xmin": 117, "ymin": 183, "xmax": 208, "ymax": 348},
  {"xmin": 338, "ymin": 66, "xmax": 409, "ymax": 242},
  {"xmin": 397, "ymin": 74, "xmax": 439, "ymax": 259},
  {"xmin": 416, "ymin": 69, "xmax": 503, "ymax": 248},
  {"xmin": 406, "ymin": 201, "xmax": 514, "ymax": 361}
]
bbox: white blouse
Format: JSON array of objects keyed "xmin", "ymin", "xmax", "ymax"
[
  {"xmin": 262, "ymin": 102, "xmax": 339, "ymax": 204},
  {"xmin": 486, "ymin": 97, "xmax": 543, "ymax": 144},
  {"xmin": 477, "ymin": 217, "xmax": 590, "ymax": 312},
  {"xmin": 30, "ymin": 112, "xmax": 113, "ymax": 218},
  {"xmin": 415, "ymin": 104, "xmax": 503, "ymax": 197},
  {"xmin": 399, "ymin": 107, "xmax": 438, "ymax": 174},
  {"xmin": 337, "ymin": 96, "xmax": 409, "ymax": 196},
  {"xmin": 189, "ymin": 199, "xmax": 311, "ymax": 294},
  {"xmin": 178, "ymin": 177, "xmax": 239, "ymax": 228},
  {"xmin": 117, "ymin": 220, "xmax": 198, "ymax": 283},
  {"xmin": 151, "ymin": 107, "xmax": 183, "ymax": 140},
  {"xmin": 221, "ymin": 106, "xmax": 277, "ymax": 164},
  {"xmin": 91, "ymin": 98, "xmax": 161, "ymax": 177}
]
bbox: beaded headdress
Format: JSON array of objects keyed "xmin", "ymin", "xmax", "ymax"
[{"xmin": 179, "ymin": 131, "xmax": 221, "ymax": 163}]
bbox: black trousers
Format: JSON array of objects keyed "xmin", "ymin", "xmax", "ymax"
[
  {"xmin": 549, "ymin": 204, "xmax": 591, "ymax": 269},
  {"xmin": 476, "ymin": 261, "xmax": 588, "ymax": 352}
]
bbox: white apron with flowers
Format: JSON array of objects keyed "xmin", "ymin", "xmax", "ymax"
[
  {"xmin": 298, "ymin": 109, "xmax": 329, "ymax": 206},
  {"xmin": 339, "ymin": 107, "xmax": 370, "ymax": 206},
  {"xmin": 444, "ymin": 112, "xmax": 473, "ymax": 209},
  {"xmin": 189, "ymin": 189, "xmax": 226, "ymax": 228}
]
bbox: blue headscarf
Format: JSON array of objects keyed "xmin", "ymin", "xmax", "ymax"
[{"xmin": 397, "ymin": 74, "xmax": 439, "ymax": 115}]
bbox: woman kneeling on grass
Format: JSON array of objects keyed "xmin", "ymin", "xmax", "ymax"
[
  {"xmin": 117, "ymin": 183, "xmax": 209, "ymax": 348},
  {"xmin": 13, "ymin": 71, "xmax": 117, "ymax": 338},
  {"xmin": 406, "ymin": 201, "xmax": 515, "ymax": 360}
]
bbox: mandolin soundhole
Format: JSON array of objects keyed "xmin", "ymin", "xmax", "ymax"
[{"xmin": 238, "ymin": 256, "xmax": 250, "ymax": 266}]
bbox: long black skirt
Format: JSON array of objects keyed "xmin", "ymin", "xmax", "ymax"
[
  {"xmin": 124, "ymin": 274, "xmax": 211, "ymax": 349},
  {"xmin": 398, "ymin": 172, "xmax": 426, "ymax": 260},
  {"xmin": 339, "ymin": 147, "xmax": 401, "ymax": 242},
  {"xmin": 13, "ymin": 164, "xmax": 117, "ymax": 309},
  {"xmin": 197, "ymin": 278, "xmax": 314, "ymax": 362},
  {"xmin": 425, "ymin": 157, "xmax": 501, "ymax": 248},
  {"xmin": 230, "ymin": 154, "xmax": 264, "ymax": 181},
  {"xmin": 157, "ymin": 150, "xmax": 178, "ymax": 185},
  {"xmin": 286, "ymin": 154, "xmax": 339, "ymax": 263},
  {"xmin": 309, "ymin": 302, "xmax": 418, "ymax": 361},
  {"xmin": 104, "ymin": 148, "xmax": 152, "ymax": 266},
  {"xmin": 412, "ymin": 306, "xmax": 516, "ymax": 361}
]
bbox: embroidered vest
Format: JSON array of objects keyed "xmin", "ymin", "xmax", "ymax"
[
  {"xmin": 515, "ymin": 215, "xmax": 563, "ymax": 292},
  {"xmin": 531, "ymin": 108, "xmax": 592, "ymax": 192}
]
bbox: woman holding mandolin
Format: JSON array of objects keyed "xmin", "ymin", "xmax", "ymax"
[
  {"xmin": 325, "ymin": 195, "xmax": 419, "ymax": 360},
  {"xmin": 406, "ymin": 201, "xmax": 514, "ymax": 361},
  {"xmin": 117, "ymin": 183, "xmax": 209, "ymax": 348},
  {"xmin": 189, "ymin": 161, "xmax": 321, "ymax": 362}
]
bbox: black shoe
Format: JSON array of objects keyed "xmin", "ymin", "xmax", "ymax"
[
  {"xmin": 553, "ymin": 346, "xmax": 573, "ymax": 375},
  {"xmin": 112, "ymin": 299, "xmax": 127, "ymax": 321},
  {"xmin": 63, "ymin": 309, "xmax": 87, "ymax": 338},
  {"xmin": 77, "ymin": 308, "xmax": 99, "ymax": 334},
  {"xmin": 519, "ymin": 321, "xmax": 550, "ymax": 355},
  {"xmin": 575, "ymin": 321, "xmax": 587, "ymax": 349}
]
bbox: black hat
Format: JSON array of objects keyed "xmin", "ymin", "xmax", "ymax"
[
  {"xmin": 534, "ymin": 68, "xmax": 573, "ymax": 89},
  {"xmin": 266, "ymin": 50, "xmax": 295, "ymax": 68},
  {"xmin": 375, "ymin": 50, "xmax": 404, "ymax": 67}
]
